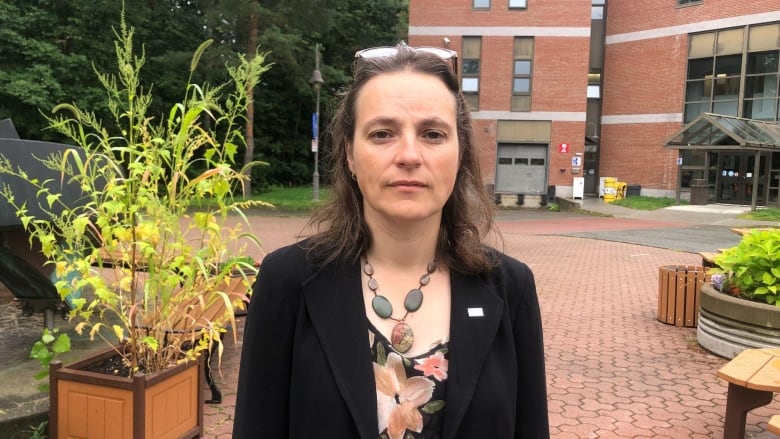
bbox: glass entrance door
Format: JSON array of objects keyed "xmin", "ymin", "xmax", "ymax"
[{"xmin": 717, "ymin": 151, "xmax": 767, "ymax": 205}]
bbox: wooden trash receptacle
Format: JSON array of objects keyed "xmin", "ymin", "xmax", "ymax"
[{"xmin": 658, "ymin": 265, "xmax": 708, "ymax": 327}]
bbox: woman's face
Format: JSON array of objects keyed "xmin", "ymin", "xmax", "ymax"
[{"xmin": 348, "ymin": 70, "xmax": 460, "ymax": 226}]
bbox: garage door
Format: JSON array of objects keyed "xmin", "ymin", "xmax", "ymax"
[{"xmin": 495, "ymin": 143, "xmax": 548, "ymax": 194}]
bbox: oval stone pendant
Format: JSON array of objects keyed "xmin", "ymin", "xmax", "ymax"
[
  {"xmin": 391, "ymin": 322, "xmax": 414, "ymax": 353},
  {"xmin": 372, "ymin": 295, "xmax": 393, "ymax": 319},
  {"xmin": 404, "ymin": 288, "xmax": 423, "ymax": 312}
]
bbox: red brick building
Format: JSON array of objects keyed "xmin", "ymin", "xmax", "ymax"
[{"xmin": 409, "ymin": 0, "xmax": 780, "ymax": 207}]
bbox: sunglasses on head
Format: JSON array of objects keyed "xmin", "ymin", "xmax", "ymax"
[{"xmin": 354, "ymin": 45, "xmax": 458, "ymax": 74}]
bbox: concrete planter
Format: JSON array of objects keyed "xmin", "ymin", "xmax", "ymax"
[{"xmin": 697, "ymin": 283, "xmax": 780, "ymax": 359}]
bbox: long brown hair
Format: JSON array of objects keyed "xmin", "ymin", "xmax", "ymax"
[{"xmin": 305, "ymin": 45, "xmax": 497, "ymax": 275}]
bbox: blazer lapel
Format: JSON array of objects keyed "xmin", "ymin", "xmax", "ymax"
[
  {"xmin": 443, "ymin": 271, "xmax": 505, "ymax": 439},
  {"xmin": 303, "ymin": 260, "xmax": 377, "ymax": 439}
]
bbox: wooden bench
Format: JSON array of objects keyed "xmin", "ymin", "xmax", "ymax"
[
  {"xmin": 717, "ymin": 348, "xmax": 780, "ymax": 438},
  {"xmin": 699, "ymin": 249, "xmax": 732, "ymax": 269},
  {"xmin": 769, "ymin": 414, "xmax": 780, "ymax": 434},
  {"xmin": 163, "ymin": 273, "xmax": 255, "ymax": 404},
  {"xmin": 730, "ymin": 227, "xmax": 779, "ymax": 236},
  {"xmin": 699, "ymin": 251, "xmax": 720, "ymax": 269}
]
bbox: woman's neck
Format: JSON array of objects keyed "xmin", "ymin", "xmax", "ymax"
[{"xmin": 364, "ymin": 213, "xmax": 441, "ymax": 269}]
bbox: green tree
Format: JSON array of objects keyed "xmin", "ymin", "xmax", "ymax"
[{"xmin": 0, "ymin": 0, "xmax": 409, "ymax": 190}]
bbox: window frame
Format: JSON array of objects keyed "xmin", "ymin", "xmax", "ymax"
[
  {"xmin": 511, "ymin": 37, "xmax": 533, "ymax": 112},
  {"xmin": 462, "ymin": 37, "xmax": 482, "ymax": 111},
  {"xmin": 508, "ymin": 0, "xmax": 527, "ymax": 9},
  {"xmin": 684, "ymin": 25, "xmax": 780, "ymax": 123},
  {"xmin": 472, "ymin": 0, "xmax": 490, "ymax": 10},
  {"xmin": 677, "ymin": 0, "xmax": 703, "ymax": 7}
]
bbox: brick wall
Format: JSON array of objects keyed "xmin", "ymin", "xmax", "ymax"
[
  {"xmin": 602, "ymin": 36, "xmax": 687, "ymax": 115},
  {"xmin": 409, "ymin": 0, "xmax": 780, "ymax": 195},
  {"xmin": 598, "ymin": 123, "xmax": 682, "ymax": 191},
  {"xmin": 411, "ymin": 0, "xmax": 590, "ymax": 27},
  {"xmin": 533, "ymin": 38, "xmax": 590, "ymax": 113},
  {"xmin": 606, "ymin": 0, "xmax": 779, "ymax": 35}
]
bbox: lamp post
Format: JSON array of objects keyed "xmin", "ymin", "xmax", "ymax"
[{"xmin": 309, "ymin": 43, "xmax": 324, "ymax": 201}]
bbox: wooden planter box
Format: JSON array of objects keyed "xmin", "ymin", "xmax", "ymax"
[
  {"xmin": 49, "ymin": 347, "xmax": 204, "ymax": 439},
  {"xmin": 657, "ymin": 265, "xmax": 708, "ymax": 327}
]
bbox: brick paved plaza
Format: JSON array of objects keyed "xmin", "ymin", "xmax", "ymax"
[{"xmin": 2, "ymin": 206, "xmax": 778, "ymax": 438}]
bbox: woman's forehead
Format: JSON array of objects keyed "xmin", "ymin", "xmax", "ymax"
[{"xmin": 353, "ymin": 71, "xmax": 457, "ymax": 122}]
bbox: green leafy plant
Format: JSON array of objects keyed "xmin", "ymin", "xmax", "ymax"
[
  {"xmin": 29, "ymin": 328, "xmax": 71, "ymax": 392},
  {"xmin": 711, "ymin": 229, "xmax": 780, "ymax": 306},
  {"xmin": 10, "ymin": 420, "xmax": 48, "ymax": 439},
  {"xmin": 0, "ymin": 15, "xmax": 271, "ymax": 376}
]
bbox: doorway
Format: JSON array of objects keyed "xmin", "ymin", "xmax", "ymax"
[{"xmin": 716, "ymin": 151, "xmax": 768, "ymax": 204}]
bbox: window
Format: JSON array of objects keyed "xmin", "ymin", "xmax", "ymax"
[
  {"xmin": 684, "ymin": 22, "xmax": 780, "ymax": 123},
  {"xmin": 587, "ymin": 71, "xmax": 601, "ymax": 99},
  {"xmin": 683, "ymin": 26, "xmax": 780, "ymax": 123},
  {"xmin": 678, "ymin": 0, "xmax": 702, "ymax": 6},
  {"xmin": 462, "ymin": 37, "xmax": 481, "ymax": 111},
  {"xmin": 473, "ymin": 0, "xmax": 489, "ymax": 9},
  {"xmin": 512, "ymin": 38, "xmax": 533, "ymax": 112},
  {"xmin": 509, "ymin": 0, "xmax": 526, "ymax": 8},
  {"xmin": 592, "ymin": 0, "xmax": 604, "ymax": 20},
  {"xmin": 745, "ymin": 24, "xmax": 780, "ymax": 120},
  {"xmin": 744, "ymin": 51, "xmax": 779, "ymax": 120}
]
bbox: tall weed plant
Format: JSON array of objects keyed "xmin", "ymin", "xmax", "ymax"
[{"xmin": 0, "ymin": 13, "xmax": 271, "ymax": 375}]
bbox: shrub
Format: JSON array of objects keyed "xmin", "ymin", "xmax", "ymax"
[{"xmin": 711, "ymin": 229, "xmax": 780, "ymax": 306}]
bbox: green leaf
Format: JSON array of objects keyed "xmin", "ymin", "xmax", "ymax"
[
  {"xmin": 142, "ymin": 336, "xmax": 159, "ymax": 352},
  {"xmin": 45, "ymin": 193, "xmax": 61, "ymax": 207},
  {"xmin": 52, "ymin": 334, "xmax": 71, "ymax": 354},
  {"xmin": 376, "ymin": 342, "xmax": 387, "ymax": 366},
  {"xmin": 41, "ymin": 330, "xmax": 55, "ymax": 344},
  {"xmin": 29, "ymin": 341, "xmax": 51, "ymax": 361},
  {"xmin": 422, "ymin": 400, "xmax": 446, "ymax": 414}
]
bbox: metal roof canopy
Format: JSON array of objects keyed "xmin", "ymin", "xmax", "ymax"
[
  {"xmin": 664, "ymin": 113, "xmax": 780, "ymax": 211},
  {"xmin": 665, "ymin": 113, "xmax": 780, "ymax": 151}
]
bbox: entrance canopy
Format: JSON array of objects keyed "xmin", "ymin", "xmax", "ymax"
[{"xmin": 665, "ymin": 113, "xmax": 780, "ymax": 151}]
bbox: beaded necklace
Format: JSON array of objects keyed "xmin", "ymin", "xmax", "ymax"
[{"xmin": 363, "ymin": 258, "xmax": 438, "ymax": 353}]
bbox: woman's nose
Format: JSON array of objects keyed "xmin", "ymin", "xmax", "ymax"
[{"xmin": 395, "ymin": 134, "xmax": 423, "ymax": 167}]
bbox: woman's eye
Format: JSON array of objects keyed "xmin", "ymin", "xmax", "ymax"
[
  {"xmin": 369, "ymin": 130, "xmax": 393, "ymax": 140},
  {"xmin": 423, "ymin": 131, "xmax": 446, "ymax": 142}
]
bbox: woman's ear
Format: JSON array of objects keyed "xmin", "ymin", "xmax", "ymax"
[{"xmin": 346, "ymin": 144, "xmax": 355, "ymax": 175}]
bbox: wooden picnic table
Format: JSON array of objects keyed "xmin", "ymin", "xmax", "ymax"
[{"xmin": 717, "ymin": 348, "xmax": 780, "ymax": 438}]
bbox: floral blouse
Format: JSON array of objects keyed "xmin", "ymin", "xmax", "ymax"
[{"xmin": 368, "ymin": 324, "xmax": 449, "ymax": 439}]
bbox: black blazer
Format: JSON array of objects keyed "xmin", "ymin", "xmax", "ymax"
[{"xmin": 233, "ymin": 241, "xmax": 549, "ymax": 438}]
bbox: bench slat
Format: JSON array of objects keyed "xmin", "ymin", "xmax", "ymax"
[{"xmin": 768, "ymin": 414, "xmax": 780, "ymax": 434}]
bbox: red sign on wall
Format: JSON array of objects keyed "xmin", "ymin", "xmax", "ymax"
[{"xmin": 559, "ymin": 143, "xmax": 569, "ymax": 153}]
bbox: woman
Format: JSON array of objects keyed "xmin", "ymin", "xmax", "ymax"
[{"xmin": 233, "ymin": 45, "xmax": 549, "ymax": 438}]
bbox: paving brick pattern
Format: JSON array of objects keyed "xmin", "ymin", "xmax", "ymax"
[
  {"xmin": 2, "ymin": 210, "xmax": 778, "ymax": 438},
  {"xmin": 197, "ymin": 213, "xmax": 779, "ymax": 438}
]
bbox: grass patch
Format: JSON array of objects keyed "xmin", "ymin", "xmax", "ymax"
[
  {"xmin": 193, "ymin": 185, "xmax": 328, "ymax": 212},
  {"xmin": 609, "ymin": 196, "xmax": 683, "ymax": 211},
  {"xmin": 739, "ymin": 207, "xmax": 780, "ymax": 221},
  {"xmin": 250, "ymin": 185, "xmax": 329, "ymax": 212}
]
